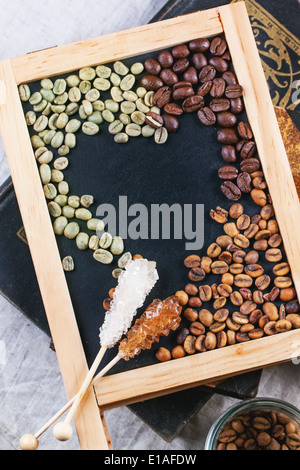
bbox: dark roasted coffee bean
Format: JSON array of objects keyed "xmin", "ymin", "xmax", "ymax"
[
  {"xmin": 237, "ymin": 121, "xmax": 253, "ymax": 140},
  {"xmin": 238, "ymin": 140, "xmax": 257, "ymax": 159},
  {"xmin": 230, "ymin": 97, "xmax": 244, "ymax": 114},
  {"xmin": 222, "ymin": 145, "xmax": 237, "ymax": 163},
  {"xmin": 158, "ymin": 50, "xmax": 174, "ymax": 68},
  {"xmin": 160, "ymin": 69, "xmax": 179, "ymax": 87},
  {"xmin": 176, "ymin": 327, "xmax": 190, "ymax": 345},
  {"xmin": 216, "ymin": 111, "xmax": 237, "ymax": 128},
  {"xmin": 225, "ymin": 84, "xmax": 243, "ymax": 99},
  {"xmin": 153, "ymin": 86, "xmax": 172, "ymax": 108},
  {"xmin": 199, "ymin": 65, "xmax": 216, "ymax": 83},
  {"xmin": 237, "ymin": 172, "xmax": 252, "ymax": 193},
  {"xmin": 173, "ymin": 58, "xmax": 190, "ymax": 74},
  {"xmin": 182, "ymin": 95, "xmax": 205, "ymax": 113},
  {"xmin": 192, "ymin": 52, "xmax": 208, "ymax": 70},
  {"xmin": 164, "ymin": 102, "xmax": 183, "ymax": 116},
  {"xmin": 210, "ymin": 37, "xmax": 227, "ymax": 56},
  {"xmin": 286, "ymin": 300, "xmax": 299, "ymax": 314},
  {"xmin": 222, "ymin": 71, "xmax": 238, "ymax": 85},
  {"xmin": 217, "ymin": 128, "xmax": 239, "ymax": 144},
  {"xmin": 218, "ymin": 165, "xmax": 239, "ymax": 180},
  {"xmin": 210, "ymin": 78, "xmax": 226, "ymax": 98},
  {"xmin": 197, "ymin": 81, "xmax": 213, "ymax": 97},
  {"xmin": 145, "ymin": 111, "xmax": 164, "ymax": 128},
  {"xmin": 141, "ymin": 75, "xmax": 164, "ymax": 91},
  {"xmin": 162, "ymin": 114, "xmax": 179, "ymax": 133},
  {"xmin": 221, "ymin": 181, "xmax": 242, "ymax": 201},
  {"xmin": 240, "ymin": 157, "xmax": 260, "ymax": 173},
  {"xmin": 197, "ymin": 107, "xmax": 216, "ymax": 126},
  {"xmin": 172, "ymin": 44, "xmax": 190, "ymax": 59},
  {"xmin": 172, "ymin": 81, "xmax": 194, "ymax": 101},
  {"xmin": 144, "ymin": 58, "xmax": 161, "ymax": 75},
  {"xmin": 209, "ymin": 56, "xmax": 228, "ymax": 73},
  {"xmin": 189, "ymin": 38, "xmax": 210, "ymax": 52},
  {"xmin": 183, "ymin": 66, "xmax": 199, "ymax": 85},
  {"xmin": 210, "ymin": 98, "xmax": 231, "ymax": 112}
]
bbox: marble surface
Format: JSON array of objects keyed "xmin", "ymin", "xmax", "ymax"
[{"xmin": 0, "ymin": 0, "xmax": 300, "ymax": 451}]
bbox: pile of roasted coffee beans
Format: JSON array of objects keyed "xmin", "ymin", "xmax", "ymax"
[
  {"xmin": 156, "ymin": 201, "xmax": 299, "ymax": 362},
  {"xmin": 216, "ymin": 408, "xmax": 300, "ymax": 450}
]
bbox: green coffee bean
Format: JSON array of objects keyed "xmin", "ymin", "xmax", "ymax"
[
  {"xmin": 87, "ymin": 218, "xmax": 105, "ymax": 232},
  {"xmin": 25, "ymin": 111, "xmax": 36, "ymax": 126},
  {"xmin": 88, "ymin": 111, "xmax": 103, "ymax": 125},
  {"xmin": 49, "ymin": 114, "xmax": 59, "ymax": 130},
  {"xmin": 131, "ymin": 111, "xmax": 145, "ymax": 125},
  {"xmin": 62, "ymin": 256, "xmax": 74, "ymax": 272},
  {"xmin": 68, "ymin": 87, "xmax": 81, "ymax": 103},
  {"xmin": 44, "ymin": 184, "xmax": 57, "ymax": 200},
  {"xmin": 42, "ymin": 102, "xmax": 52, "ymax": 116},
  {"xmin": 85, "ymin": 88, "xmax": 100, "ymax": 102},
  {"xmin": 110, "ymin": 72, "xmax": 121, "ymax": 87},
  {"xmin": 19, "ymin": 84, "xmax": 31, "ymax": 101},
  {"xmin": 120, "ymin": 74, "xmax": 135, "ymax": 91},
  {"xmin": 33, "ymin": 100, "xmax": 48, "ymax": 113},
  {"xmin": 79, "ymin": 105, "xmax": 88, "ymax": 120},
  {"xmin": 65, "ymin": 133, "xmax": 76, "ymax": 149},
  {"xmin": 52, "ymin": 104, "xmax": 67, "ymax": 114},
  {"xmin": 64, "ymin": 222, "xmax": 80, "ymax": 240},
  {"xmin": 53, "ymin": 79, "xmax": 67, "ymax": 95},
  {"xmin": 121, "ymin": 101, "xmax": 136, "ymax": 114},
  {"xmin": 53, "ymin": 92, "xmax": 68, "ymax": 105},
  {"xmin": 44, "ymin": 130, "xmax": 56, "ymax": 145},
  {"xmin": 68, "ymin": 195, "xmax": 80, "ymax": 208},
  {"xmin": 76, "ymin": 232, "xmax": 89, "ymax": 251},
  {"xmin": 136, "ymin": 87, "xmax": 147, "ymax": 98},
  {"xmin": 79, "ymin": 80, "xmax": 92, "ymax": 94},
  {"xmin": 37, "ymin": 149, "xmax": 53, "ymax": 165},
  {"xmin": 53, "ymin": 157, "xmax": 69, "ymax": 171},
  {"xmin": 56, "ymin": 113, "xmax": 69, "ymax": 129},
  {"xmin": 58, "ymin": 181, "xmax": 69, "ymax": 195},
  {"xmin": 93, "ymin": 249, "xmax": 114, "ymax": 265},
  {"xmin": 48, "ymin": 201, "xmax": 62, "ymax": 218},
  {"xmin": 118, "ymin": 252, "xmax": 132, "ymax": 268},
  {"xmin": 66, "ymin": 75, "xmax": 80, "ymax": 88},
  {"xmin": 136, "ymin": 99, "xmax": 150, "ymax": 113},
  {"xmin": 94, "ymin": 78, "xmax": 111, "ymax": 91},
  {"xmin": 93, "ymin": 100, "xmax": 105, "ymax": 112},
  {"xmin": 142, "ymin": 125, "xmax": 155, "ymax": 138},
  {"xmin": 112, "ymin": 268, "xmax": 124, "ymax": 279},
  {"xmin": 65, "ymin": 103, "xmax": 79, "ymax": 116},
  {"xmin": 96, "ymin": 65, "xmax": 111, "ymax": 79},
  {"xmin": 39, "ymin": 164, "xmax": 51, "ymax": 184},
  {"xmin": 29, "ymin": 92, "xmax": 42, "ymax": 105},
  {"xmin": 31, "ymin": 135, "xmax": 45, "ymax": 149},
  {"xmin": 131, "ymin": 63, "xmax": 144, "ymax": 75},
  {"xmin": 54, "ymin": 195, "xmax": 68, "ymax": 207},
  {"xmin": 51, "ymin": 169, "xmax": 64, "ymax": 183},
  {"xmin": 51, "ymin": 131, "xmax": 64, "ymax": 149},
  {"xmin": 126, "ymin": 123, "xmax": 141, "ymax": 137},
  {"xmin": 150, "ymin": 106, "xmax": 161, "ymax": 115},
  {"xmin": 66, "ymin": 119, "xmax": 81, "ymax": 133},
  {"xmin": 108, "ymin": 120, "xmax": 124, "ymax": 135},
  {"xmin": 114, "ymin": 132, "xmax": 129, "ymax": 144},
  {"xmin": 100, "ymin": 232, "xmax": 113, "ymax": 249},
  {"xmin": 58, "ymin": 145, "xmax": 70, "ymax": 156},
  {"xmin": 144, "ymin": 91, "xmax": 155, "ymax": 107},
  {"xmin": 33, "ymin": 115, "xmax": 48, "ymax": 133},
  {"xmin": 75, "ymin": 208, "xmax": 92, "ymax": 221},
  {"xmin": 119, "ymin": 113, "xmax": 131, "ymax": 125},
  {"xmin": 38, "ymin": 130, "xmax": 48, "ymax": 140},
  {"xmin": 62, "ymin": 205, "xmax": 75, "ymax": 219},
  {"xmin": 122, "ymin": 91, "xmax": 138, "ymax": 102},
  {"xmin": 111, "ymin": 236, "xmax": 124, "ymax": 255},
  {"xmin": 89, "ymin": 235, "xmax": 99, "ymax": 251},
  {"xmin": 40, "ymin": 78, "xmax": 53, "ymax": 90},
  {"xmin": 40, "ymin": 88, "xmax": 55, "ymax": 102},
  {"xmin": 102, "ymin": 110, "xmax": 115, "ymax": 123},
  {"xmin": 111, "ymin": 87, "xmax": 124, "ymax": 103},
  {"xmin": 154, "ymin": 127, "xmax": 168, "ymax": 144},
  {"xmin": 82, "ymin": 122, "xmax": 99, "ymax": 135},
  {"xmin": 80, "ymin": 195, "xmax": 94, "ymax": 208},
  {"xmin": 113, "ymin": 61, "xmax": 129, "ymax": 76},
  {"xmin": 53, "ymin": 216, "xmax": 68, "ymax": 235},
  {"xmin": 82, "ymin": 100, "xmax": 94, "ymax": 117},
  {"xmin": 105, "ymin": 99, "xmax": 119, "ymax": 113},
  {"xmin": 79, "ymin": 67, "xmax": 96, "ymax": 81}
]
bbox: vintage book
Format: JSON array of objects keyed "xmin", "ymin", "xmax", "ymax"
[{"xmin": 0, "ymin": 0, "xmax": 299, "ymax": 441}]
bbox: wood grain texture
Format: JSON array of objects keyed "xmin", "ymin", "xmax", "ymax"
[
  {"xmin": 219, "ymin": 1, "xmax": 300, "ymax": 302},
  {"xmin": 11, "ymin": 9, "xmax": 223, "ymax": 84},
  {"xmin": 0, "ymin": 60, "xmax": 110, "ymax": 450}
]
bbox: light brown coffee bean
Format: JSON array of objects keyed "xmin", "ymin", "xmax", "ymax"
[
  {"xmin": 207, "ymin": 242, "xmax": 222, "ymax": 258},
  {"xmin": 190, "ymin": 322, "xmax": 205, "ymax": 336},
  {"xmin": 244, "ymin": 264, "xmax": 264, "ymax": 278},
  {"xmin": 171, "ymin": 345, "xmax": 186, "ymax": 359},
  {"xmin": 195, "ymin": 335, "xmax": 207, "ymax": 352},
  {"xmin": 218, "ymin": 428, "xmax": 237, "ymax": 444},
  {"xmin": 230, "ymin": 291, "xmax": 244, "ymax": 306},
  {"xmin": 184, "ymin": 335, "xmax": 197, "ymax": 354},
  {"xmin": 185, "ymin": 284, "xmax": 198, "ymax": 296},
  {"xmin": 184, "ymin": 308, "xmax": 198, "ymax": 322},
  {"xmin": 244, "ymin": 224, "xmax": 259, "ymax": 239},
  {"xmin": 263, "ymin": 302, "xmax": 279, "ymax": 321},
  {"xmin": 224, "ymin": 222, "xmax": 239, "ymax": 238},
  {"xmin": 273, "ymin": 262, "xmax": 290, "ymax": 277},
  {"xmin": 255, "ymin": 275, "xmax": 271, "ymax": 291},
  {"xmin": 234, "ymin": 274, "xmax": 253, "ymax": 288},
  {"xmin": 156, "ymin": 347, "xmax": 171, "ymax": 362},
  {"xmin": 275, "ymin": 319, "xmax": 292, "ymax": 333},
  {"xmin": 201, "ymin": 256, "xmax": 213, "ymax": 274},
  {"xmin": 205, "ymin": 332, "xmax": 217, "ymax": 350},
  {"xmin": 240, "ymin": 300, "xmax": 257, "ymax": 315},
  {"xmin": 199, "ymin": 309, "xmax": 214, "ymax": 327},
  {"xmin": 213, "ymin": 308, "xmax": 229, "ymax": 323},
  {"xmin": 232, "ymin": 312, "xmax": 249, "ymax": 325},
  {"xmin": 248, "ymin": 328, "xmax": 264, "ymax": 339},
  {"xmin": 217, "ymin": 284, "xmax": 232, "ymax": 297},
  {"xmin": 189, "ymin": 267, "xmax": 206, "ymax": 282},
  {"xmin": 265, "ymin": 248, "xmax": 282, "ymax": 262},
  {"xmin": 213, "ymin": 297, "xmax": 227, "ymax": 310},
  {"xmin": 268, "ymin": 233, "xmax": 282, "ymax": 248},
  {"xmin": 229, "ymin": 203, "xmax": 244, "ymax": 219},
  {"xmin": 199, "ymin": 285, "xmax": 212, "ymax": 302},
  {"xmin": 251, "ymin": 189, "xmax": 267, "ymax": 207},
  {"xmin": 212, "ymin": 260, "xmax": 229, "ymax": 274},
  {"xmin": 245, "ymin": 250, "xmax": 259, "ymax": 265},
  {"xmin": 175, "ymin": 290, "xmax": 189, "ymax": 306},
  {"xmin": 229, "ymin": 264, "xmax": 244, "ymax": 275},
  {"xmin": 274, "ymin": 277, "xmax": 293, "ymax": 289},
  {"xmin": 234, "ymin": 234, "xmax": 250, "ymax": 249},
  {"xmin": 226, "ymin": 317, "xmax": 241, "ymax": 332},
  {"xmin": 184, "ymin": 254, "xmax": 201, "ymax": 268}
]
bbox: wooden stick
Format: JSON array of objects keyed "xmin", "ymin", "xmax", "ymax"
[{"xmin": 53, "ymin": 352, "xmax": 121, "ymax": 441}]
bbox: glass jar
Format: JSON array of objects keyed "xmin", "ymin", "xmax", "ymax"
[{"xmin": 205, "ymin": 397, "xmax": 300, "ymax": 450}]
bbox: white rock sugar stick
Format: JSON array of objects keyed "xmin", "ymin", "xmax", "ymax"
[
  {"xmin": 99, "ymin": 259, "xmax": 159, "ymax": 348},
  {"xmin": 52, "ymin": 259, "xmax": 159, "ymax": 443}
]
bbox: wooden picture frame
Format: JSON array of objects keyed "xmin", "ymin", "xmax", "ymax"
[{"xmin": 0, "ymin": 2, "xmax": 299, "ymax": 450}]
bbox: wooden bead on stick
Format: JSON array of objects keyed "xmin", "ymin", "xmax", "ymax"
[
  {"xmin": 19, "ymin": 434, "xmax": 39, "ymax": 451},
  {"xmin": 52, "ymin": 422, "xmax": 73, "ymax": 441}
]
